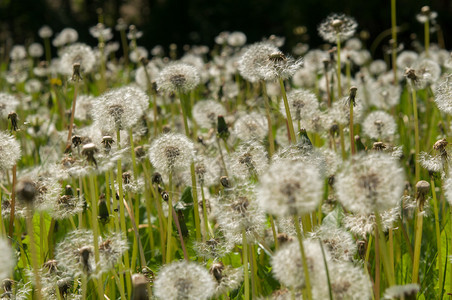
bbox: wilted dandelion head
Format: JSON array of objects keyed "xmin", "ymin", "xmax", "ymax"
[
  {"xmin": 258, "ymin": 160, "xmax": 323, "ymax": 217},
  {"xmin": 154, "ymin": 260, "xmax": 215, "ymax": 300},
  {"xmin": 318, "ymin": 13, "xmax": 357, "ymax": 44},
  {"xmin": 0, "ymin": 131, "xmax": 21, "ymax": 170},
  {"xmin": 192, "ymin": 100, "xmax": 227, "ymax": 129},
  {"xmin": 156, "ymin": 63, "xmax": 200, "ymax": 93},
  {"xmin": 149, "ymin": 133, "xmax": 195, "ymax": 174},
  {"xmin": 233, "ymin": 112, "xmax": 268, "ymax": 141},
  {"xmin": 362, "ymin": 111, "xmax": 397, "ymax": 141},
  {"xmin": 230, "ymin": 140, "xmax": 268, "ymax": 180},
  {"xmin": 271, "ymin": 239, "xmax": 327, "ymax": 289},
  {"xmin": 58, "ymin": 43, "xmax": 95, "ymax": 76},
  {"xmin": 335, "ymin": 152, "xmax": 405, "ymax": 214},
  {"xmin": 435, "ymin": 74, "xmax": 452, "ymax": 115}
]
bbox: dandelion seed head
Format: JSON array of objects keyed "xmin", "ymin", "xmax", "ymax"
[
  {"xmin": 279, "ymin": 88, "xmax": 319, "ymax": 122},
  {"xmin": 271, "ymin": 239, "xmax": 327, "ymax": 289},
  {"xmin": 435, "ymin": 74, "xmax": 452, "ymax": 115},
  {"xmin": 154, "ymin": 260, "xmax": 215, "ymax": 300},
  {"xmin": 343, "ymin": 206, "xmax": 401, "ymax": 238},
  {"xmin": 192, "ymin": 100, "xmax": 227, "ymax": 129},
  {"xmin": 0, "ymin": 93, "xmax": 19, "ymax": 118},
  {"xmin": 52, "ymin": 28, "xmax": 79, "ymax": 47},
  {"xmin": 149, "ymin": 133, "xmax": 195, "ymax": 174},
  {"xmin": 397, "ymin": 51, "xmax": 418, "ymax": 70},
  {"xmin": 309, "ymin": 224, "xmax": 357, "ymax": 261},
  {"xmin": 0, "ymin": 240, "xmax": 15, "ymax": 281},
  {"xmin": 233, "ymin": 112, "xmax": 268, "ymax": 141},
  {"xmin": 38, "ymin": 25, "xmax": 53, "ymax": 38},
  {"xmin": 58, "ymin": 43, "xmax": 95, "ymax": 76},
  {"xmin": 28, "ymin": 43, "xmax": 44, "ymax": 58},
  {"xmin": 156, "ymin": 63, "xmax": 200, "ymax": 93},
  {"xmin": 230, "ymin": 141, "xmax": 268, "ymax": 180},
  {"xmin": 0, "ymin": 131, "xmax": 21, "ymax": 171},
  {"xmin": 335, "ymin": 152, "xmax": 405, "ymax": 214},
  {"xmin": 211, "ymin": 264, "xmax": 243, "ymax": 297},
  {"xmin": 362, "ymin": 111, "xmax": 397, "ymax": 141},
  {"xmin": 10, "ymin": 45, "xmax": 27, "ymax": 61},
  {"xmin": 238, "ymin": 42, "xmax": 279, "ymax": 82},
  {"xmin": 383, "ymin": 284, "xmax": 419, "ymax": 299},
  {"xmin": 258, "ymin": 160, "xmax": 322, "ymax": 217},
  {"xmin": 318, "ymin": 13, "xmax": 357, "ymax": 44}
]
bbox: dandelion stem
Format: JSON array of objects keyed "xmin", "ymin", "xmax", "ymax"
[
  {"xmin": 411, "ymin": 87, "xmax": 420, "ymax": 183},
  {"xmin": 336, "ymin": 34, "xmax": 342, "ymax": 98},
  {"xmin": 171, "ymin": 207, "xmax": 189, "ymax": 260},
  {"xmin": 166, "ymin": 172, "xmax": 173, "ymax": 263},
  {"xmin": 89, "ymin": 173, "xmax": 104, "ymax": 298},
  {"xmin": 319, "ymin": 240, "xmax": 333, "ymax": 300},
  {"xmin": 349, "ymin": 100, "xmax": 355, "ymax": 155},
  {"xmin": 262, "ymin": 81, "xmax": 275, "ymax": 156},
  {"xmin": 293, "ymin": 215, "xmax": 313, "ymax": 300},
  {"xmin": 26, "ymin": 209, "xmax": 43, "ymax": 300},
  {"xmin": 375, "ymin": 211, "xmax": 395, "ymax": 286},
  {"xmin": 65, "ymin": 80, "xmax": 79, "ymax": 151},
  {"xmin": 431, "ymin": 175, "xmax": 443, "ymax": 291},
  {"xmin": 200, "ymin": 184, "xmax": 210, "ymax": 241},
  {"xmin": 269, "ymin": 215, "xmax": 279, "ymax": 250},
  {"xmin": 8, "ymin": 164, "xmax": 16, "ymax": 240},
  {"xmin": 424, "ymin": 18, "xmax": 430, "ymax": 56},
  {"xmin": 391, "ymin": 0, "xmax": 398, "ymax": 83},
  {"xmin": 279, "ymin": 78, "xmax": 297, "ymax": 144},
  {"xmin": 242, "ymin": 228, "xmax": 250, "ymax": 300}
]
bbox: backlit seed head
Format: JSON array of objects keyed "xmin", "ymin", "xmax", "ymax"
[
  {"xmin": 318, "ymin": 13, "xmax": 357, "ymax": 44},
  {"xmin": 156, "ymin": 63, "xmax": 200, "ymax": 94}
]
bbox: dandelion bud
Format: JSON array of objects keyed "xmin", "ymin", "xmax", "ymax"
[
  {"xmin": 433, "ymin": 138, "xmax": 448, "ymax": 159},
  {"xmin": 72, "ymin": 63, "xmax": 82, "ymax": 82},
  {"xmin": 161, "ymin": 191, "xmax": 169, "ymax": 202},
  {"xmin": 71, "ymin": 135, "xmax": 82, "ymax": 148},
  {"xmin": 82, "ymin": 143, "xmax": 98, "ymax": 166},
  {"xmin": 7, "ymin": 112, "xmax": 18, "ymax": 131},
  {"xmin": 416, "ymin": 180, "xmax": 430, "ymax": 211},
  {"xmin": 217, "ymin": 115, "xmax": 229, "ymax": 140},
  {"xmin": 132, "ymin": 274, "xmax": 149, "ymax": 300},
  {"xmin": 348, "ymin": 86, "xmax": 357, "ymax": 106},
  {"xmin": 277, "ymin": 233, "xmax": 292, "ymax": 246},
  {"xmin": 135, "ymin": 146, "xmax": 145, "ymax": 160},
  {"xmin": 210, "ymin": 262, "xmax": 225, "ymax": 282},
  {"xmin": 98, "ymin": 197, "xmax": 110, "ymax": 224},
  {"xmin": 16, "ymin": 178, "xmax": 37, "ymax": 205},
  {"xmin": 79, "ymin": 246, "xmax": 92, "ymax": 274},
  {"xmin": 65, "ymin": 185, "xmax": 74, "ymax": 196},
  {"xmin": 220, "ymin": 176, "xmax": 231, "ymax": 188},
  {"xmin": 372, "ymin": 142, "xmax": 386, "ymax": 151},
  {"xmin": 101, "ymin": 136, "xmax": 114, "ymax": 153},
  {"xmin": 152, "ymin": 172, "xmax": 163, "ymax": 185},
  {"xmin": 122, "ymin": 171, "xmax": 132, "ymax": 184}
]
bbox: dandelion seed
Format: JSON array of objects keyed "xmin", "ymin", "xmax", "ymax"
[{"xmin": 154, "ymin": 260, "xmax": 215, "ymax": 300}]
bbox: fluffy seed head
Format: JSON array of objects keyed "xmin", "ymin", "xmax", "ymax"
[
  {"xmin": 318, "ymin": 13, "xmax": 358, "ymax": 44},
  {"xmin": 154, "ymin": 260, "xmax": 215, "ymax": 300},
  {"xmin": 192, "ymin": 100, "xmax": 227, "ymax": 129},
  {"xmin": 279, "ymin": 88, "xmax": 319, "ymax": 122},
  {"xmin": 258, "ymin": 160, "xmax": 323, "ymax": 217},
  {"xmin": 233, "ymin": 112, "xmax": 268, "ymax": 141},
  {"xmin": 335, "ymin": 152, "xmax": 405, "ymax": 214},
  {"xmin": 0, "ymin": 131, "xmax": 21, "ymax": 170},
  {"xmin": 156, "ymin": 63, "xmax": 200, "ymax": 93},
  {"xmin": 0, "ymin": 239, "xmax": 15, "ymax": 281},
  {"xmin": 362, "ymin": 111, "xmax": 397, "ymax": 141},
  {"xmin": 238, "ymin": 42, "xmax": 279, "ymax": 82},
  {"xmin": 230, "ymin": 141, "xmax": 268, "ymax": 180},
  {"xmin": 435, "ymin": 74, "xmax": 452, "ymax": 115},
  {"xmin": 58, "ymin": 43, "xmax": 95, "ymax": 76},
  {"xmin": 149, "ymin": 133, "xmax": 195, "ymax": 174}
]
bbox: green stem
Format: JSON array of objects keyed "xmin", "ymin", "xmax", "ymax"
[
  {"xmin": 375, "ymin": 212, "xmax": 395, "ymax": 286},
  {"xmin": 293, "ymin": 215, "xmax": 312, "ymax": 300},
  {"xmin": 319, "ymin": 240, "xmax": 333, "ymax": 300},
  {"xmin": 431, "ymin": 176, "xmax": 443, "ymax": 292},
  {"xmin": 269, "ymin": 215, "xmax": 279, "ymax": 250},
  {"xmin": 26, "ymin": 209, "xmax": 43, "ymax": 300},
  {"xmin": 425, "ymin": 20, "xmax": 430, "ymax": 56},
  {"xmin": 391, "ymin": 0, "xmax": 398, "ymax": 83},
  {"xmin": 200, "ymin": 185, "xmax": 210, "ymax": 241},
  {"xmin": 8, "ymin": 165, "xmax": 16, "ymax": 240},
  {"xmin": 411, "ymin": 87, "xmax": 420, "ymax": 183},
  {"xmin": 89, "ymin": 173, "xmax": 104, "ymax": 298},
  {"xmin": 350, "ymin": 101, "xmax": 355, "ymax": 155},
  {"xmin": 279, "ymin": 78, "xmax": 297, "ymax": 144},
  {"xmin": 242, "ymin": 229, "xmax": 250, "ymax": 300},
  {"xmin": 262, "ymin": 81, "xmax": 275, "ymax": 156},
  {"xmin": 336, "ymin": 34, "xmax": 342, "ymax": 98},
  {"xmin": 166, "ymin": 172, "xmax": 173, "ymax": 263}
]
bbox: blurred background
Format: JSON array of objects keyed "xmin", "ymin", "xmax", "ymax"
[{"xmin": 0, "ymin": 0, "xmax": 451, "ymax": 57}]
